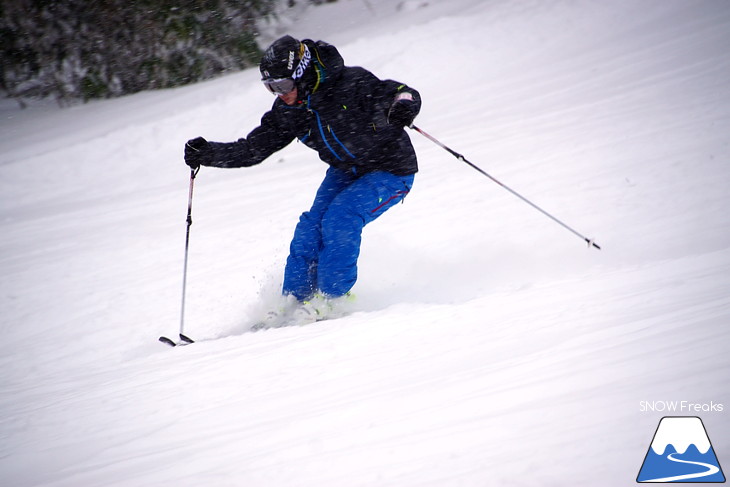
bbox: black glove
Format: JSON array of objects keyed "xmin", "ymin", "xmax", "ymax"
[
  {"xmin": 184, "ymin": 137, "xmax": 210, "ymax": 169},
  {"xmin": 387, "ymin": 93, "xmax": 417, "ymax": 127}
]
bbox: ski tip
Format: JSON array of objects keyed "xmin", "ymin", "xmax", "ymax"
[{"xmin": 159, "ymin": 336, "xmax": 177, "ymax": 347}]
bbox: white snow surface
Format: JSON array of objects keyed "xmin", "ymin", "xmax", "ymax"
[{"xmin": 2, "ymin": 0, "xmax": 730, "ymax": 485}]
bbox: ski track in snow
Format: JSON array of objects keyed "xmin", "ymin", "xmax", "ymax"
[
  {"xmin": 644, "ymin": 453, "xmax": 721, "ymax": 482},
  {"xmin": 1, "ymin": 0, "xmax": 729, "ymax": 485}
]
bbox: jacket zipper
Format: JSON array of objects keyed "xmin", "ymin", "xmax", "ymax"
[{"xmin": 306, "ymin": 95, "xmax": 356, "ymax": 161}]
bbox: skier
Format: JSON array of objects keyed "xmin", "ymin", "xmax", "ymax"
[{"xmin": 184, "ymin": 35, "xmax": 421, "ymax": 314}]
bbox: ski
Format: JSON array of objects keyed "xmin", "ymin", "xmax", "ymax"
[{"xmin": 158, "ymin": 333, "xmax": 195, "ymax": 347}]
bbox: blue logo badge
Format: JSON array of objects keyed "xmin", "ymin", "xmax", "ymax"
[{"xmin": 637, "ymin": 416, "xmax": 725, "ymax": 483}]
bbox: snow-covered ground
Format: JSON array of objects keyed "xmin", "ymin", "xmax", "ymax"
[{"xmin": 2, "ymin": 0, "xmax": 729, "ymax": 485}]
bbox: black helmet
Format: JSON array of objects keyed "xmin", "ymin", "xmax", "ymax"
[{"xmin": 259, "ymin": 35, "xmax": 313, "ymax": 95}]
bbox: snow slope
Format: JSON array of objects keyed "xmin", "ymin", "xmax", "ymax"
[{"xmin": 1, "ymin": 0, "xmax": 729, "ymax": 485}]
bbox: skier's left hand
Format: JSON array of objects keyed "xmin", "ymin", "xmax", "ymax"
[{"xmin": 387, "ymin": 92, "xmax": 417, "ymax": 127}]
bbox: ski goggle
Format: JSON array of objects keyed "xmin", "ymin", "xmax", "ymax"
[{"xmin": 262, "ymin": 77, "xmax": 296, "ymax": 95}]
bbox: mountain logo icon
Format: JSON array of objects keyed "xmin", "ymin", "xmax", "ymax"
[{"xmin": 637, "ymin": 416, "xmax": 725, "ymax": 483}]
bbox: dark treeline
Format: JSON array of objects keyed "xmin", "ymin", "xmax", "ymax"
[{"xmin": 0, "ymin": 0, "xmax": 329, "ymax": 105}]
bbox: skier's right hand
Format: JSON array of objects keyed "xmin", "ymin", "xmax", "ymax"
[{"xmin": 184, "ymin": 137, "xmax": 210, "ymax": 169}]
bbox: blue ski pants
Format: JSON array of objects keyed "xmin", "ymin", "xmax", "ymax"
[{"xmin": 283, "ymin": 167, "xmax": 415, "ymax": 300}]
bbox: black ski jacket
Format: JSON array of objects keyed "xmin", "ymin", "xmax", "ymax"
[{"xmin": 202, "ymin": 40, "xmax": 421, "ymax": 176}]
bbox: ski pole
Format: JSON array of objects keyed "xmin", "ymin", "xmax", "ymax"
[
  {"xmin": 179, "ymin": 166, "xmax": 199, "ymax": 338},
  {"xmin": 160, "ymin": 167, "xmax": 199, "ymax": 347},
  {"xmin": 411, "ymin": 125, "xmax": 601, "ymax": 250}
]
